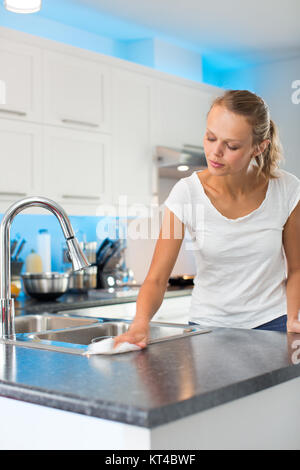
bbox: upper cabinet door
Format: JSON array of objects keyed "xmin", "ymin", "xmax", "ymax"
[
  {"xmin": 43, "ymin": 50, "xmax": 111, "ymax": 133},
  {"xmin": 111, "ymin": 68, "xmax": 154, "ymax": 206},
  {"xmin": 0, "ymin": 38, "xmax": 42, "ymax": 122},
  {"xmin": 156, "ymin": 80, "xmax": 219, "ymax": 148},
  {"xmin": 0, "ymin": 119, "xmax": 42, "ymax": 209},
  {"xmin": 43, "ymin": 126, "xmax": 112, "ymax": 210}
]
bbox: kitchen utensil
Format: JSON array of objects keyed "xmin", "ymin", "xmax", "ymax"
[
  {"xmin": 21, "ymin": 272, "xmax": 70, "ymax": 301},
  {"xmin": 96, "ymin": 238, "xmax": 133, "ymax": 288},
  {"xmin": 12, "ymin": 238, "xmax": 26, "ymax": 261},
  {"xmin": 69, "ymin": 266, "xmax": 97, "ymax": 291},
  {"xmin": 84, "ymin": 242, "xmax": 97, "ymax": 264},
  {"xmin": 11, "ymin": 238, "xmax": 26, "ymax": 276},
  {"xmin": 10, "ymin": 239, "xmax": 18, "ymax": 257},
  {"xmin": 11, "ymin": 260, "xmax": 24, "ymax": 276},
  {"xmin": 84, "ymin": 266, "xmax": 97, "ymax": 289},
  {"xmin": 102, "ymin": 242, "xmax": 122, "ymax": 272},
  {"xmin": 96, "ymin": 238, "xmax": 117, "ymax": 269},
  {"xmin": 68, "ymin": 270, "xmax": 84, "ymax": 290}
]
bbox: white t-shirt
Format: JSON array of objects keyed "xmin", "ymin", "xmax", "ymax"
[{"xmin": 164, "ymin": 168, "xmax": 300, "ymax": 328}]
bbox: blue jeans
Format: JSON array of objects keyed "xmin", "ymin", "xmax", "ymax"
[
  {"xmin": 253, "ymin": 315, "xmax": 287, "ymax": 332},
  {"xmin": 189, "ymin": 315, "xmax": 287, "ymax": 332}
]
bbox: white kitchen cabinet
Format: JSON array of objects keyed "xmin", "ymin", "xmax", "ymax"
[
  {"xmin": 0, "ymin": 28, "xmax": 224, "ymax": 216},
  {"xmin": 87, "ymin": 295, "xmax": 192, "ymax": 324},
  {"xmin": 42, "ymin": 126, "xmax": 112, "ymax": 214},
  {"xmin": 43, "ymin": 50, "xmax": 111, "ymax": 134},
  {"xmin": 0, "ymin": 119, "xmax": 42, "ymax": 211},
  {"xmin": 155, "ymin": 80, "xmax": 220, "ymax": 148},
  {"xmin": 152, "ymin": 295, "xmax": 191, "ymax": 323},
  {"xmin": 0, "ymin": 38, "xmax": 42, "ymax": 122},
  {"xmin": 111, "ymin": 68, "xmax": 154, "ymax": 206}
]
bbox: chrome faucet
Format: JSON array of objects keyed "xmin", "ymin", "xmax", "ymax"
[{"xmin": 0, "ymin": 196, "xmax": 90, "ymax": 338}]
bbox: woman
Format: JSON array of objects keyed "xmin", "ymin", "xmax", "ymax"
[{"xmin": 114, "ymin": 89, "xmax": 300, "ymax": 349}]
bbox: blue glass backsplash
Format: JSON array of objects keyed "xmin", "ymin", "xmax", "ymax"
[{"xmin": 0, "ymin": 213, "xmax": 125, "ymax": 273}]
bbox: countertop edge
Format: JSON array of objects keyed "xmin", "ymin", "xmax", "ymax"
[
  {"xmin": 0, "ymin": 380, "xmax": 149, "ymax": 427},
  {"xmin": 146, "ymin": 364, "xmax": 300, "ymax": 428},
  {"xmin": 1, "ymin": 362, "xmax": 300, "ymax": 428}
]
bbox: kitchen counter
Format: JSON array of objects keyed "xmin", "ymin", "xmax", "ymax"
[
  {"xmin": 1, "ymin": 326, "xmax": 300, "ymax": 426},
  {"xmin": 2, "ymin": 287, "xmax": 300, "ymax": 449},
  {"xmin": 13, "ymin": 285, "xmax": 193, "ymax": 316}
]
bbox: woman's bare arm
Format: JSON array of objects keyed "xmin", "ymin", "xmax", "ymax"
[
  {"xmin": 283, "ymin": 201, "xmax": 300, "ymax": 333},
  {"xmin": 114, "ymin": 207, "xmax": 185, "ymax": 348}
]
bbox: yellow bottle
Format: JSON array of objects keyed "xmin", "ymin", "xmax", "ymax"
[
  {"xmin": 25, "ymin": 249, "xmax": 43, "ymax": 273},
  {"xmin": 11, "ymin": 282, "xmax": 21, "ymax": 298}
]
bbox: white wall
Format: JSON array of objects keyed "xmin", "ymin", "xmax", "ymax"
[
  {"xmin": 255, "ymin": 56, "xmax": 300, "ymax": 177},
  {"xmin": 220, "ymin": 56, "xmax": 300, "ymax": 177}
]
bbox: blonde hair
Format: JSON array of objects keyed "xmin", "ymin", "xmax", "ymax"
[{"xmin": 209, "ymin": 90, "xmax": 284, "ymax": 180}]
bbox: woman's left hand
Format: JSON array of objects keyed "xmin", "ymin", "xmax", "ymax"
[{"xmin": 287, "ymin": 319, "xmax": 300, "ymax": 333}]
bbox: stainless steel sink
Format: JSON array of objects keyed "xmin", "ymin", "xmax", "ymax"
[
  {"xmin": 29, "ymin": 321, "xmax": 209, "ymax": 345},
  {"xmin": 14, "ymin": 314, "xmax": 99, "ymax": 334},
  {"xmin": 1, "ymin": 315, "xmax": 210, "ymax": 355}
]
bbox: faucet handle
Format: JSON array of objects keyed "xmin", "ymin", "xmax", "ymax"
[{"xmin": 66, "ymin": 237, "xmax": 90, "ymax": 272}]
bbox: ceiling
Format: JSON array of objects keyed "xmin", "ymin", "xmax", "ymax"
[{"xmin": 39, "ymin": 0, "xmax": 300, "ymax": 66}]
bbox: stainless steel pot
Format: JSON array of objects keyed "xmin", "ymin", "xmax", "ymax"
[{"xmin": 21, "ymin": 272, "xmax": 70, "ymax": 301}]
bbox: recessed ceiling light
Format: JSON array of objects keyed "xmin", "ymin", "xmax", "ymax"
[
  {"xmin": 4, "ymin": 0, "xmax": 42, "ymax": 14},
  {"xmin": 177, "ymin": 165, "xmax": 190, "ymax": 172}
]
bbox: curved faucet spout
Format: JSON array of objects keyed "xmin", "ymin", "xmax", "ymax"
[{"xmin": 0, "ymin": 196, "xmax": 90, "ymax": 338}]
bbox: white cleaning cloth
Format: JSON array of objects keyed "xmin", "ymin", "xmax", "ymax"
[{"xmin": 84, "ymin": 337, "xmax": 142, "ymax": 355}]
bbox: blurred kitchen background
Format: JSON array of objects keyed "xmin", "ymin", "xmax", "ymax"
[{"xmin": 0, "ymin": 0, "xmax": 299, "ymax": 292}]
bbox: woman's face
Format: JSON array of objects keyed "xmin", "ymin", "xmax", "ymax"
[{"xmin": 203, "ymin": 104, "xmax": 256, "ymax": 176}]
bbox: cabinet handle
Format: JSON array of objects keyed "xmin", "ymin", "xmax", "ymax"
[
  {"xmin": 61, "ymin": 118, "xmax": 99, "ymax": 128},
  {"xmin": 0, "ymin": 109, "xmax": 27, "ymax": 117},
  {"xmin": 0, "ymin": 191, "xmax": 27, "ymax": 197},
  {"xmin": 62, "ymin": 194, "xmax": 101, "ymax": 201}
]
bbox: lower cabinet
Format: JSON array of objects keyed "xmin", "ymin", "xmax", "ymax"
[
  {"xmin": 153, "ymin": 295, "xmax": 191, "ymax": 323},
  {"xmin": 95, "ymin": 295, "xmax": 191, "ymax": 324}
]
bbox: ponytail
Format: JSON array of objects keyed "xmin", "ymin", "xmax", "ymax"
[{"xmin": 254, "ymin": 119, "xmax": 284, "ymax": 180}]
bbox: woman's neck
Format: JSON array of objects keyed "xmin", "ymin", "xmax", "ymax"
[{"xmin": 205, "ymin": 163, "xmax": 265, "ymax": 199}]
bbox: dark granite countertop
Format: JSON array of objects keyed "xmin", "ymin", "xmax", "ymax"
[{"xmin": 0, "ymin": 324, "xmax": 300, "ymax": 428}]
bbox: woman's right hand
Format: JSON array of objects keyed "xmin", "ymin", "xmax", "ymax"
[
  {"xmin": 113, "ymin": 321, "xmax": 149, "ymax": 350},
  {"xmin": 111, "ymin": 207, "xmax": 184, "ymax": 351}
]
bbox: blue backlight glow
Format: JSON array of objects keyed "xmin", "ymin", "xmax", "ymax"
[{"xmin": 0, "ymin": 1, "xmax": 258, "ymax": 88}]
